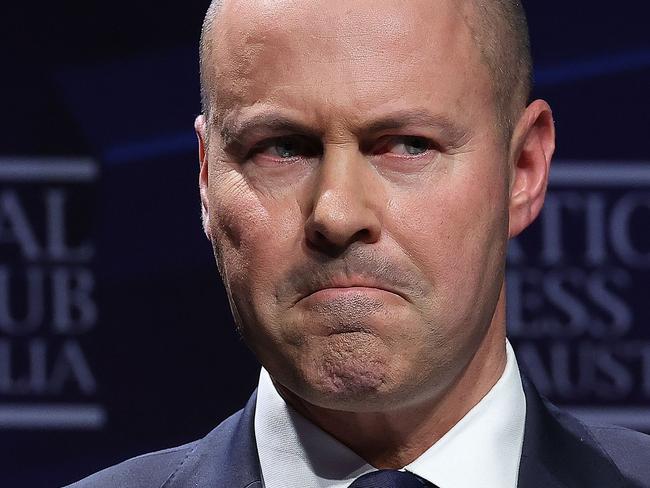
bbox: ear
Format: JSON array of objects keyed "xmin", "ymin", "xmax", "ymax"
[
  {"xmin": 195, "ymin": 114, "xmax": 211, "ymax": 239},
  {"xmin": 508, "ymin": 99, "xmax": 556, "ymax": 238}
]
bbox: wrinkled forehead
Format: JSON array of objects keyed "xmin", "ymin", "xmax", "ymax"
[{"xmin": 203, "ymin": 0, "xmax": 491, "ymax": 125}]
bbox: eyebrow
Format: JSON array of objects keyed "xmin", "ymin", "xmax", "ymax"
[
  {"xmin": 218, "ymin": 113, "xmax": 320, "ymax": 149},
  {"xmin": 362, "ymin": 110, "xmax": 471, "ymax": 147}
]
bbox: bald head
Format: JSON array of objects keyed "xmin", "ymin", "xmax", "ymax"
[
  {"xmin": 195, "ymin": 0, "xmax": 556, "ymax": 444},
  {"xmin": 469, "ymin": 0, "xmax": 532, "ymax": 133},
  {"xmin": 199, "ymin": 0, "xmax": 532, "ymax": 137}
]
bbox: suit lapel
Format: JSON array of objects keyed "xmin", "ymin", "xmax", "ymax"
[
  {"xmin": 518, "ymin": 377, "xmax": 625, "ymax": 488},
  {"xmin": 163, "ymin": 392, "xmax": 262, "ymax": 488},
  {"xmin": 162, "ymin": 377, "xmax": 628, "ymax": 488}
]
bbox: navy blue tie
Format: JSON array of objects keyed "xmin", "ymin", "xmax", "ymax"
[{"xmin": 348, "ymin": 469, "xmax": 435, "ymax": 487}]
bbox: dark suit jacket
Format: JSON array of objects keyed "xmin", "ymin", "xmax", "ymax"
[{"xmin": 66, "ymin": 379, "xmax": 650, "ymax": 488}]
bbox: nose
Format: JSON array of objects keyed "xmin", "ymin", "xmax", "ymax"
[{"xmin": 305, "ymin": 146, "xmax": 382, "ymax": 255}]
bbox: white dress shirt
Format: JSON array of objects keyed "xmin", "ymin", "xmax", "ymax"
[{"xmin": 254, "ymin": 341, "xmax": 526, "ymax": 488}]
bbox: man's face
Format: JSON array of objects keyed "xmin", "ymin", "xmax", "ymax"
[{"xmin": 201, "ymin": 0, "xmax": 513, "ymax": 411}]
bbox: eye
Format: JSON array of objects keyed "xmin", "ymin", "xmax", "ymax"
[
  {"xmin": 266, "ymin": 138, "xmax": 302, "ymax": 158},
  {"xmin": 249, "ymin": 136, "xmax": 321, "ymax": 163},
  {"xmin": 373, "ymin": 136, "xmax": 435, "ymax": 157}
]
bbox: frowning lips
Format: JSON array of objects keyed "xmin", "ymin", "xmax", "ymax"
[
  {"xmin": 300, "ymin": 275, "xmax": 406, "ymax": 301},
  {"xmin": 279, "ymin": 248, "xmax": 428, "ymax": 306}
]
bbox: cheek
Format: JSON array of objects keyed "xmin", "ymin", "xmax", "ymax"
[
  {"xmin": 388, "ymin": 158, "xmax": 509, "ymax": 312},
  {"xmin": 207, "ymin": 168, "xmax": 301, "ymax": 305}
]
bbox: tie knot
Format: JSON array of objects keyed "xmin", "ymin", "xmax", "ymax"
[{"xmin": 348, "ymin": 469, "xmax": 434, "ymax": 487}]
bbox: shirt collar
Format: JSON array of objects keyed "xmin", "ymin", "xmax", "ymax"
[
  {"xmin": 405, "ymin": 340, "xmax": 526, "ymax": 488},
  {"xmin": 255, "ymin": 368, "xmax": 372, "ymax": 488},
  {"xmin": 254, "ymin": 340, "xmax": 525, "ymax": 488}
]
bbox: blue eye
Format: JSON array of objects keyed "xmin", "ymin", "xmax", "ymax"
[
  {"xmin": 399, "ymin": 136, "xmax": 430, "ymax": 155},
  {"xmin": 248, "ymin": 136, "xmax": 321, "ymax": 165},
  {"xmin": 271, "ymin": 138, "xmax": 302, "ymax": 158},
  {"xmin": 373, "ymin": 136, "xmax": 433, "ymax": 157}
]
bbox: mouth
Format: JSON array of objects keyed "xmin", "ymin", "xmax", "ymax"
[{"xmin": 299, "ymin": 278, "xmax": 407, "ymax": 304}]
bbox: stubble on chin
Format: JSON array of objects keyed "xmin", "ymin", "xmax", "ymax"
[{"xmin": 299, "ymin": 331, "xmax": 391, "ymax": 406}]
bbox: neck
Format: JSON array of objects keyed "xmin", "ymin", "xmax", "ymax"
[{"xmin": 275, "ymin": 288, "xmax": 508, "ymax": 468}]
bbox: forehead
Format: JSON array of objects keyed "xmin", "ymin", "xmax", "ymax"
[{"xmin": 207, "ymin": 0, "xmax": 494, "ymax": 128}]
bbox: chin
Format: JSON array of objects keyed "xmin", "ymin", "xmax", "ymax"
[
  {"xmin": 294, "ymin": 341, "xmax": 395, "ymax": 410},
  {"xmin": 256, "ymin": 328, "xmax": 409, "ymax": 409}
]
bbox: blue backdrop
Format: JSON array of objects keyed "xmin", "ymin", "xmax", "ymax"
[{"xmin": 1, "ymin": 1, "xmax": 649, "ymax": 486}]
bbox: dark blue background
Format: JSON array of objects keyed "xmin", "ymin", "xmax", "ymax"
[{"xmin": 1, "ymin": 1, "xmax": 649, "ymax": 486}]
